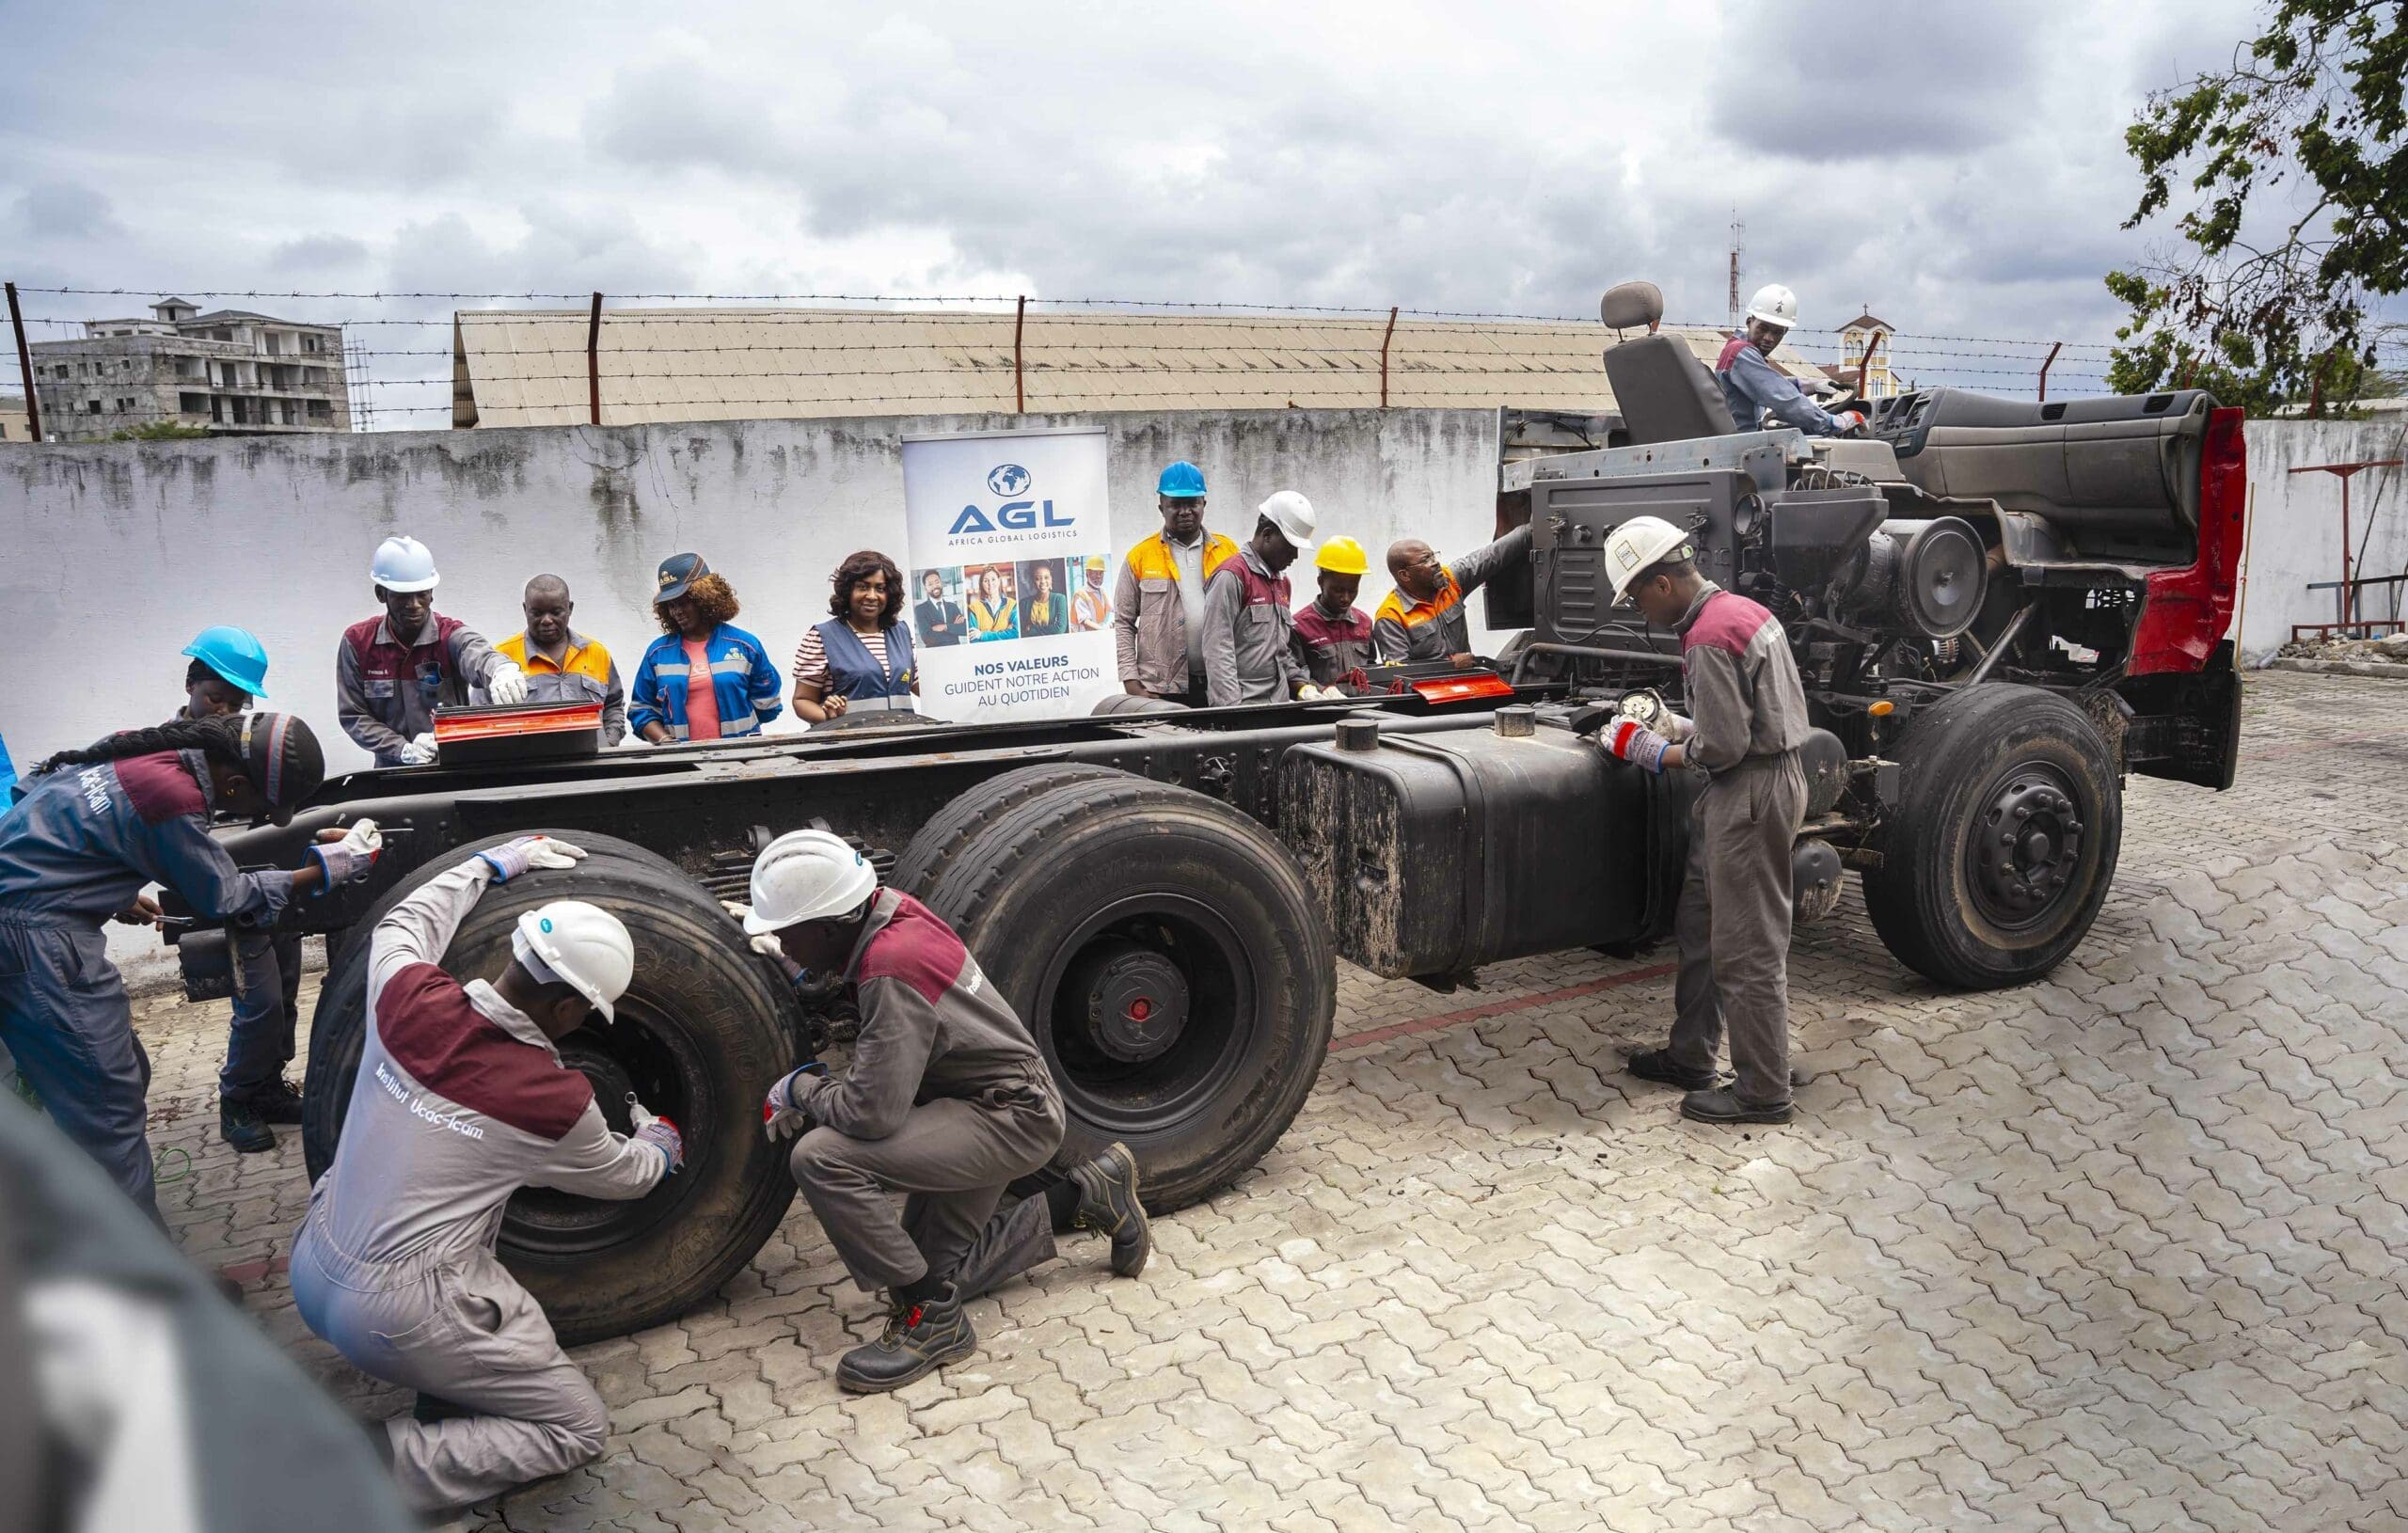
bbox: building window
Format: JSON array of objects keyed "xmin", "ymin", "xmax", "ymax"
[
  {"xmin": 302, "ymin": 334, "xmax": 323, "ymax": 354},
  {"xmin": 87, "ymin": 401, "xmax": 102, "ymax": 415},
  {"xmin": 54, "ymin": 364, "xmax": 68, "ymax": 378},
  {"xmin": 180, "ymin": 392, "xmax": 209, "ymax": 414},
  {"xmin": 308, "ymin": 399, "xmax": 330, "ymax": 419}
]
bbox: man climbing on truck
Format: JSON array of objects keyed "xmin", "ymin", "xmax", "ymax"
[{"xmin": 1716, "ymin": 284, "xmax": 1866, "ymax": 437}]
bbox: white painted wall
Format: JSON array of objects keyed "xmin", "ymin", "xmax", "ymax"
[{"xmin": 2238, "ymin": 419, "xmax": 2408, "ymax": 659}]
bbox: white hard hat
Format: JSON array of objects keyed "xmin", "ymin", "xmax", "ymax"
[
  {"xmin": 1257, "ymin": 490, "xmax": 1316, "ymax": 550},
  {"xmin": 1605, "ymin": 515, "xmax": 1698, "ymax": 604},
  {"xmin": 744, "ymin": 829, "xmax": 878, "ymax": 935},
  {"xmin": 513, "ymin": 900, "xmax": 635, "ymax": 1022},
  {"xmin": 371, "ymin": 535, "xmax": 440, "ymax": 593},
  {"xmin": 1745, "ymin": 283, "xmax": 1800, "ymax": 333}
]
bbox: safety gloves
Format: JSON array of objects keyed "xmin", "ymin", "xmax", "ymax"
[
  {"xmin": 489, "ymin": 665, "xmax": 531, "ymax": 706},
  {"xmin": 477, "ymin": 835, "xmax": 589, "ymax": 883},
  {"xmin": 763, "ymin": 1063, "xmax": 829, "ymax": 1142},
  {"xmin": 309, "ymin": 819, "xmax": 383, "ymax": 888},
  {"xmin": 1830, "ymin": 408, "xmax": 1868, "ymax": 434},
  {"xmin": 397, "ymin": 733, "xmax": 438, "ymax": 766},
  {"xmin": 1604, "ymin": 719, "xmax": 1674, "ymax": 774},
  {"xmin": 1296, "ymin": 683, "xmax": 1335, "ymax": 702},
  {"xmin": 629, "ymin": 1106, "xmax": 685, "ymax": 1174}
]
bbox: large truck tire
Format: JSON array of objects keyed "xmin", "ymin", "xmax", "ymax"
[
  {"xmin": 888, "ymin": 763, "xmax": 1126, "ymax": 896},
  {"xmin": 1862, "ymin": 684, "xmax": 2122, "ymax": 989},
  {"xmin": 300, "ymin": 830, "xmax": 800, "ymax": 1345},
  {"xmin": 915, "ymin": 771, "xmax": 1334, "ymax": 1210}
]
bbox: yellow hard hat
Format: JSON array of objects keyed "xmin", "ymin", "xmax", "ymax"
[{"xmin": 1315, "ymin": 535, "xmax": 1369, "ymax": 576}]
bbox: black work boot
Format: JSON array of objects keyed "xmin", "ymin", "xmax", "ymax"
[
  {"xmin": 1679, "ymin": 1086, "xmax": 1793, "ymax": 1126},
  {"xmin": 219, "ymin": 1096, "xmax": 277, "ymax": 1153},
  {"xmin": 836, "ymin": 1284, "xmax": 974, "ymax": 1394},
  {"xmin": 1069, "ymin": 1142, "xmax": 1150, "ymax": 1278},
  {"xmin": 1625, "ymin": 1048, "xmax": 1718, "ymax": 1091},
  {"xmin": 249, "ymin": 1077, "xmax": 307, "ymax": 1124}
]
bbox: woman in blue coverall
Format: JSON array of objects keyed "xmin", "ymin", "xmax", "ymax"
[{"xmin": 0, "ymin": 712, "xmax": 379, "ymax": 1218}]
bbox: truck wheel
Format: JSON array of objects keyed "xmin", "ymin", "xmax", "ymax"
[
  {"xmin": 1863, "ymin": 685, "xmax": 2122, "ymax": 989},
  {"xmin": 889, "ymin": 763, "xmax": 1126, "ymax": 895},
  {"xmin": 300, "ymin": 831, "xmax": 799, "ymax": 1345},
  {"xmin": 916, "ymin": 772, "xmax": 1335, "ymax": 1209}
]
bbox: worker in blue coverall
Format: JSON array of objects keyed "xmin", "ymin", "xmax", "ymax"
[
  {"xmin": 1716, "ymin": 284, "xmax": 1868, "ymax": 438},
  {"xmin": 0, "ymin": 712, "xmax": 379, "ymax": 1218},
  {"xmin": 167, "ymin": 626, "xmax": 315, "ymax": 1154}
]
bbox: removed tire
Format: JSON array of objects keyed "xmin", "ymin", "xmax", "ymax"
[
  {"xmin": 301, "ymin": 830, "xmax": 800, "ymax": 1345},
  {"xmin": 915, "ymin": 771, "xmax": 1334, "ymax": 1209},
  {"xmin": 1863, "ymin": 684, "xmax": 2122, "ymax": 989}
]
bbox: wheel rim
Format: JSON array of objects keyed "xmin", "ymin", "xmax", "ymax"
[
  {"xmin": 1035, "ymin": 893, "xmax": 1255, "ymax": 1139},
  {"xmin": 502, "ymin": 996, "xmax": 707, "ymax": 1258},
  {"xmin": 1964, "ymin": 764, "xmax": 2087, "ymax": 932}
]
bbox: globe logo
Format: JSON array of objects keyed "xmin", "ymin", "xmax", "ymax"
[{"xmin": 988, "ymin": 464, "xmax": 1032, "ymax": 497}]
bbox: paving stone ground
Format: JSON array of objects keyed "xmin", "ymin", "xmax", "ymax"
[{"xmin": 133, "ymin": 668, "xmax": 2408, "ymax": 1531}]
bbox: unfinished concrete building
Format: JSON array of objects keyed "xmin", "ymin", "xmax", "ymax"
[{"xmin": 28, "ymin": 297, "xmax": 350, "ymax": 440}]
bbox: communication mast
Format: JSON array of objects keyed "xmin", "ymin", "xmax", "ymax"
[{"xmin": 1727, "ymin": 212, "xmax": 1744, "ymax": 330}]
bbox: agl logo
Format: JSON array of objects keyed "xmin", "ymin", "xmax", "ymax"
[{"xmin": 949, "ymin": 499, "xmax": 1076, "ymax": 534}]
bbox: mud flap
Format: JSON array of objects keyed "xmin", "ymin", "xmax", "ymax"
[{"xmin": 2130, "ymin": 641, "xmax": 2242, "ymax": 791}]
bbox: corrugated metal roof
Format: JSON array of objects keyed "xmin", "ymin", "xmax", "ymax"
[{"xmin": 452, "ymin": 307, "xmax": 1814, "ymax": 428}]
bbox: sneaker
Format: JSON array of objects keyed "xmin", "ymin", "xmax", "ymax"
[
  {"xmin": 248, "ymin": 1077, "xmax": 307, "ymax": 1124},
  {"xmin": 219, "ymin": 1097, "xmax": 277, "ymax": 1153},
  {"xmin": 835, "ymin": 1284, "xmax": 975, "ymax": 1394},
  {"xmin": 1069, "ymin": 1142, "xmax": 1151, "ymax": 1278},
  {"xmin": 1679, "ymin": 1086, "xmax": 1793, "ymax": 1126},
  {"xmin": 1625, "ymin": 1048, "xmax": 1718, "ymax": 1091}
]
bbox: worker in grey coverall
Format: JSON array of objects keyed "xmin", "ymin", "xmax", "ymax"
[
  {"xmin": 1201, "ymin": 492, "xmax": 1319, "ymax": 706},
  {"xmin": 1114, "ymin": 460, "xmax": 1241, "ymax": 705},
  {"xmin": 0, "ymin": 713, "xmax": 362, "ymax": 1218},
  {"xmin": 744, "ymin": 830, "xmax": 1149, "ymax": 1394},
  {"xmin": 338, "ymin": 535, "xmax": 528, "ymax": 766},
  {"xmin": 290, "ymin": 835, "xmax": 685, "ymax": 1511},
  {"xmin": 1373, "ymin": 524, "xmax": 1533, "ymax": 664},
  {"xmin": 1598, "ymin": 515, "xmax": 1811, "ymax": 1126}
]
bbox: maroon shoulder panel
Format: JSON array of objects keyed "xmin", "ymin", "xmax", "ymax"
[
  {"xmin": 114, "ymin": 753, "xmax": 206, "ymax": 825},
  {"xmin": 857, "ymin": 893, "xmax": 968, "ymax": 1005},
  {"xmin": 374, "ymin": 963, "xmax": 594, "ymax": 1140},
  {"xmin": 1716, "ymin": 336, "xmax": 1750, "ymax": 371},
  {"xmin": 341, "ymin": 615, "xmax": 384, "ymax": 657},
  {"xmin": 1682, "ymin": 590, "xmax": 1773, "ymax": 659}
]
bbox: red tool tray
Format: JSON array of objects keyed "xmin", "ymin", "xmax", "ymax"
[{"xmin": 429, "ymin": 700, "xmax": 607, "ymax": 765}]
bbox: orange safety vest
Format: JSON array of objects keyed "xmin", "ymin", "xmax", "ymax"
[
  {"xmin": 1122, "ymin": 529, "xmax": 1240, "ymax": 585},
  {"xmin": 1373, "ymin": 570, "xmax": 1464, "ymax": 636}
]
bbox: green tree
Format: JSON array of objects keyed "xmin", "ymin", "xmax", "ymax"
[
  {"xmin": 108, "ymin": 420, "xmax": 213, "ymax": 441},
  {"xmin": 2106, "ymin": 0, "xmax": 2407, "ymax": 413}
]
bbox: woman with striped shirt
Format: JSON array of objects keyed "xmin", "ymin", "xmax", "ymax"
[{"xmin": 792, "ymin": 549, "xmax": 919, "ymax": 722}]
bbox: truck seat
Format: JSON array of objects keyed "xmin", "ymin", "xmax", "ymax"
[{"xmin": 1604, "ymin": 334, "xmax": 1738, "ymax": 446}]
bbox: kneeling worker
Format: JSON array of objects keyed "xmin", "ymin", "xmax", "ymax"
[
  {"xmin": 1202, "ymin": 491, "xmax": 1319, "ymax": 705},
  {"xmin": 743, "ymin": 830, "xmax": 1148, "ymax": 1393},
  {"xmin": 1596, "ymin": 515, "xmax": 1809, "ymax": 1126},
  {"xmin": 291, "ymin": 835, "xmax": 684, "ymax": 1512}
]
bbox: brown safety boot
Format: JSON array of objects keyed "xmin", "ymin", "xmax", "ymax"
[
  {"xmin": 1069, "ymin": 1142, "xmax": 1150, "ymax": 1278},
  {"xmin": 835, "ymin": 1284, "xmax": 975, "ymax": 1393}
]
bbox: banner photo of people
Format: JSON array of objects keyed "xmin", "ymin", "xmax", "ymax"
[{"xmin": 900, "ymin": 428, "xmax": 1118, "ymax": 720}]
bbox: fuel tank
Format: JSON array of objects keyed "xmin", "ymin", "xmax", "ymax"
[{"xmin": 1277, "ymin": 709, "xmax": 1682, "ymax": 979}]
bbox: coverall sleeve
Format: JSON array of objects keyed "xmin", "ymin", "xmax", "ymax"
[
  {"xmin": 129, "ymin": 814, "xmax": 294, "ymax": 929},
  {"xmin": 1726, "ymin": 347, "xmax": 1843, "ymax": 435},
  {"xmin": 450, "ymin": 625, "xmax": 507, "ymax": 687},
  {"xmin": 744, "ymin": 637, "xmax": 784, "ymax": 727},
  {"xmin": 600, "ymin": 656, "xmax": 628, "ymax": 745},
  {"xmin": 1447, "ymin": 524, "xmax": 1532, "ymax": 597},
  {"xmin": 787, "ymin": 975, "xmax": 935, "ymax": 1140},
  {"xmin": 1112, "ymin": 558, "xmax": 1143, "ymax": 683},
  {"xmin": 531, "ymin": 1098, "xmax": 670, "ymax": 1198},
  {"xmin": 1682, "ymin": 647, "xmax": 1752, "ymax": 774},
  {"xmin": 626, "ymin": 643, "xmax": 667, "ymax": 737},
  {"xmin": 336, "ymin": 639, "xmax": 410, "ymax": 761},
  {"xmin": 1200, "ymin": 566, "xmax": 1244, "ymax": 707},
  {"xmin": 1371, "ymin": 611, "xmax": 1413, "ymax": 663},
  {"xmin": 366, "ymin": 859, "xmax": 492, "ymax": 1018}
]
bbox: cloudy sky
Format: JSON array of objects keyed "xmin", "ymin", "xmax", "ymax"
[{"xmin": 3, "ymin": 1, "xmax": 2270, "ymax": 416}]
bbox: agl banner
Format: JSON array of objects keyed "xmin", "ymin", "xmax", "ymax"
[{"xmin": 898, "ymin": 428, "xmax": 1118, "ymax": 721}]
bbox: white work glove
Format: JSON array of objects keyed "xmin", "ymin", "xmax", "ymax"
[
  {"xmin": 1829, "ymin": 408, "xmax": 1868, "ymax": 435},
  {"xmin": 489, "ymin": 665, "xmax": 530, "ymax": 705},
  {"xmin": 1659, "ymin": 711, "xmax": 1696, "ymax": 744},
  {"xmin": 1296, "ymin": 683, "xmax": 1331, "ymax": 702},
  {"xmin": 723, "ymin": 900, "xmax": 791, "ymax": 960},
  {"xmin": 397, "ymin": 733, "xmax": 437, "ymax": 766},
  {"xmin": 1604, "ymin": 719, "xmax": 1674, "ymax": 774},
  {"xmin": 763, "ymin": 1064, "xmax": 828, "ymax": 1142},
  {"xmin": 308, "ymin": 818, "xmax": 383, "ymax": 887},
  {"xmin": 476, "ymin": 834, "xmax": 588, "ymax": 883},
  {"xmin": 633, "ymin": 1114, "xmax": 685, "ymax": 1173}
]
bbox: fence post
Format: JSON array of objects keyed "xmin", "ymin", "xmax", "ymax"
[
  {"xmin": 6, "ymin": 282, "xmax": 40, "ymax": 443},
  {"xmin": 586, "ymin": 292, "xmax": 603, "ymax": 426},
  {"xmin": 1014, "ymin": 295, "xmax": 1027, "ymax": 414},
  {"xmin": 2036, "ymin": 340, "xmax": 2062, "ymax": 403},
  {"xmin": 1857, "ymin": 329, "xmax": 1883, "ymax": 399},
  {"xmin": 1379, "ymin": 306, "xmax": 1399, "ymax": 408}
]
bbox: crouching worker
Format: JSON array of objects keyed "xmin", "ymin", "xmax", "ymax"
[
  {"xmin": 737, "ymin": 830, "xmax": 1148, "ymax": 1393},
  {"xmin": 291, "ymin": 835, "xmax": 684, "ymax": 1512}
]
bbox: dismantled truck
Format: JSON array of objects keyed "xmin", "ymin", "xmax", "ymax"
[{"xmin": 171, "ymin": 294, "xmax": 2245, "ymax": 1341}]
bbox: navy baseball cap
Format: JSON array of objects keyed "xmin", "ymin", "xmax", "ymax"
[{"xmin": 655, "ymin": 552, "xmax": 709, "ymax": 604}]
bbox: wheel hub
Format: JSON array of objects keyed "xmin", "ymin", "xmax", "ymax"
[
  {"xmin": 1974, "ymin": 775, "xmax": 2083, "ymax": 919},
  {"xmin": 1063, "ymin": 939, "xmax": 1190, "ymax": 1064},
  {"xmin": 556, "ymin": 1039, "xmax": 638, "ymax": 1130}
]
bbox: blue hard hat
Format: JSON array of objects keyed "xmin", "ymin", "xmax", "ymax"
[
  {"xmin": 182, "ymin": 625, "xmax": 270, "ymax": 700},
  {"xmin": 1157, "ymin": 461, "xmax": 1207, "ymax": 498}
]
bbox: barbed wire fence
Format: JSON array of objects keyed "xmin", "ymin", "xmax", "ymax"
[{"xmin": 4, "ymin": 281, "xmax": 2164, "ymax": 441}]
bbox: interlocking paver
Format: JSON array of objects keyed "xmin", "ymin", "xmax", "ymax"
[{"xmin": 103, "ymin": 669, "xmax": 2408, "ymax": 1527}]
